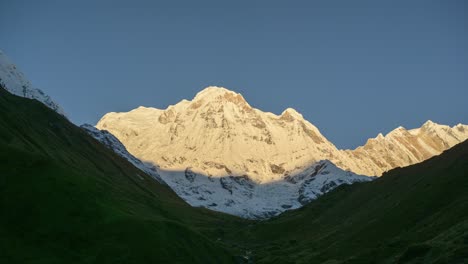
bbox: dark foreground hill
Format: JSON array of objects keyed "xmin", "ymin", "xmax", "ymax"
[{"xmin": 1, "ymin": 86, "xmax": 467, "ymax": 263}]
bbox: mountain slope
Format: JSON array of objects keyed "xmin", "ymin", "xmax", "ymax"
[
  {"xmin": 0, "ymin": 50, "xmax": 65, "ymax": 115},
  {"xmin": 0, "ymin": 86, "xmax": 244, "ymax": 263},
  {"xmin": 81, "ymin": 123, "xmax": 165, "ymax": 184},
  {"xmin": 233, "ymin": 139, "xmax": 468, "ymax": 263},
  {"xmin": 96, "ymin": 86, "xmax": 468, "ymax": 180}
]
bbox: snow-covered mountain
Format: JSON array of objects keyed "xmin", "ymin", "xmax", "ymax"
[
  {"xmin": 84, "ymin": 124, "xmax": 370, "ymax": 218},
  {"xmin": 94, "ymin": 87, "xmax": 381, "ymax": 218},
  {"xmin": 0, "ymin": 50, "xmax": 65, "ymax": 116},
  {"xmin": 81, "ymin": 124, "xmax": 164, "ymax": 184},
  {"xmin": 97, "ymin": 87, "xmax": 349, "ymax": 183},
  {"xmin": 97, "ymin": 86, "xmax": 468, "ymax": 179},
  {"xmin": 95, "ymin": 87, "xmax": 468, "ymax": 218}
]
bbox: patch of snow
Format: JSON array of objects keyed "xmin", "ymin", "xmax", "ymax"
[{"xmin": 0, "ymin": 50, "xmax": 65, "ymax": 116}]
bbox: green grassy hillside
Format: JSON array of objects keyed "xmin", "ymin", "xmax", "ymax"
[
  {"xmin": 0, "ymin": 87, "xmax": 247, "ymax": 263},
  {"xmin": 234, "ymin": 139, "xmax": 468, "ymax": 263}
]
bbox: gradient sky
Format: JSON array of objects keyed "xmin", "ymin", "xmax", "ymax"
[{"xmin": 1, "ymin": 0, "xmax": 467, "ymax": 149}]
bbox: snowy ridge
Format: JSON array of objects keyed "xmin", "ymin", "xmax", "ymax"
[
  {"xmin": 343, "ymin": 120, "xmax": 468, "ymax": 175},
  {"xmin": 159, "ymin": 160, "xmax": 372, "ymax": 219},
  {"xmin": 81, "ymin": 124, "xmax": 164, "ymax": 184},
  {"xmin": 0, "ymin": 50, "xmax": 65, "ymax": 116},
  {"xmin": 97, "ymin": 86, "xmax": 468, "ymax": 179}
]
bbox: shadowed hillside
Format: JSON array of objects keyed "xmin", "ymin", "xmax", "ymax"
[{"xmin": 0, "ymin": 87, "xmax": 247, "ymax": 263}]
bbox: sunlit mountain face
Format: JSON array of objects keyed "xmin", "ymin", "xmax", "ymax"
[{"xmin": 93, "ymin": 86, "xmax": 468, "ymax": 218}]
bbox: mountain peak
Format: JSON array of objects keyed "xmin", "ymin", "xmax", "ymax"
[
  {"xmin": 386, "ymin": 126, "xmax": 407, "ymax": 137},
  {"xmin": 376, "ymin": 133, "xmax": 385, "ymax": 140},
  {"xmin": 422, "ymin": 120, "xmax": 439, "ymax": 128},
  {"xmin": 280, "ymin": 108, "xmax": 304, "ymax": 121},
  {"xmin": 191, "ymin": 86, "xmax": 250, "ymax": 109},
  {"xmin": 194, "ymin": 86, "xmax": 238, "ymax": 100}
]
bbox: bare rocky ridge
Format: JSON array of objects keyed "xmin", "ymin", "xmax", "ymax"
[{"xmin": 97, "ymin": 86, "xmax": 468, "ymax": 179}]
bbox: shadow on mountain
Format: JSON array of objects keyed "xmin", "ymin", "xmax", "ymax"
[{"xmin": 145, "ymin": 159, "xmax": 373, "ymax": 219}]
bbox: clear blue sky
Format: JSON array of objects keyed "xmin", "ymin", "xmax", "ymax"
[{"xmin": 1, "ymin": 0, "xmax": 467, "ymax": 149}]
